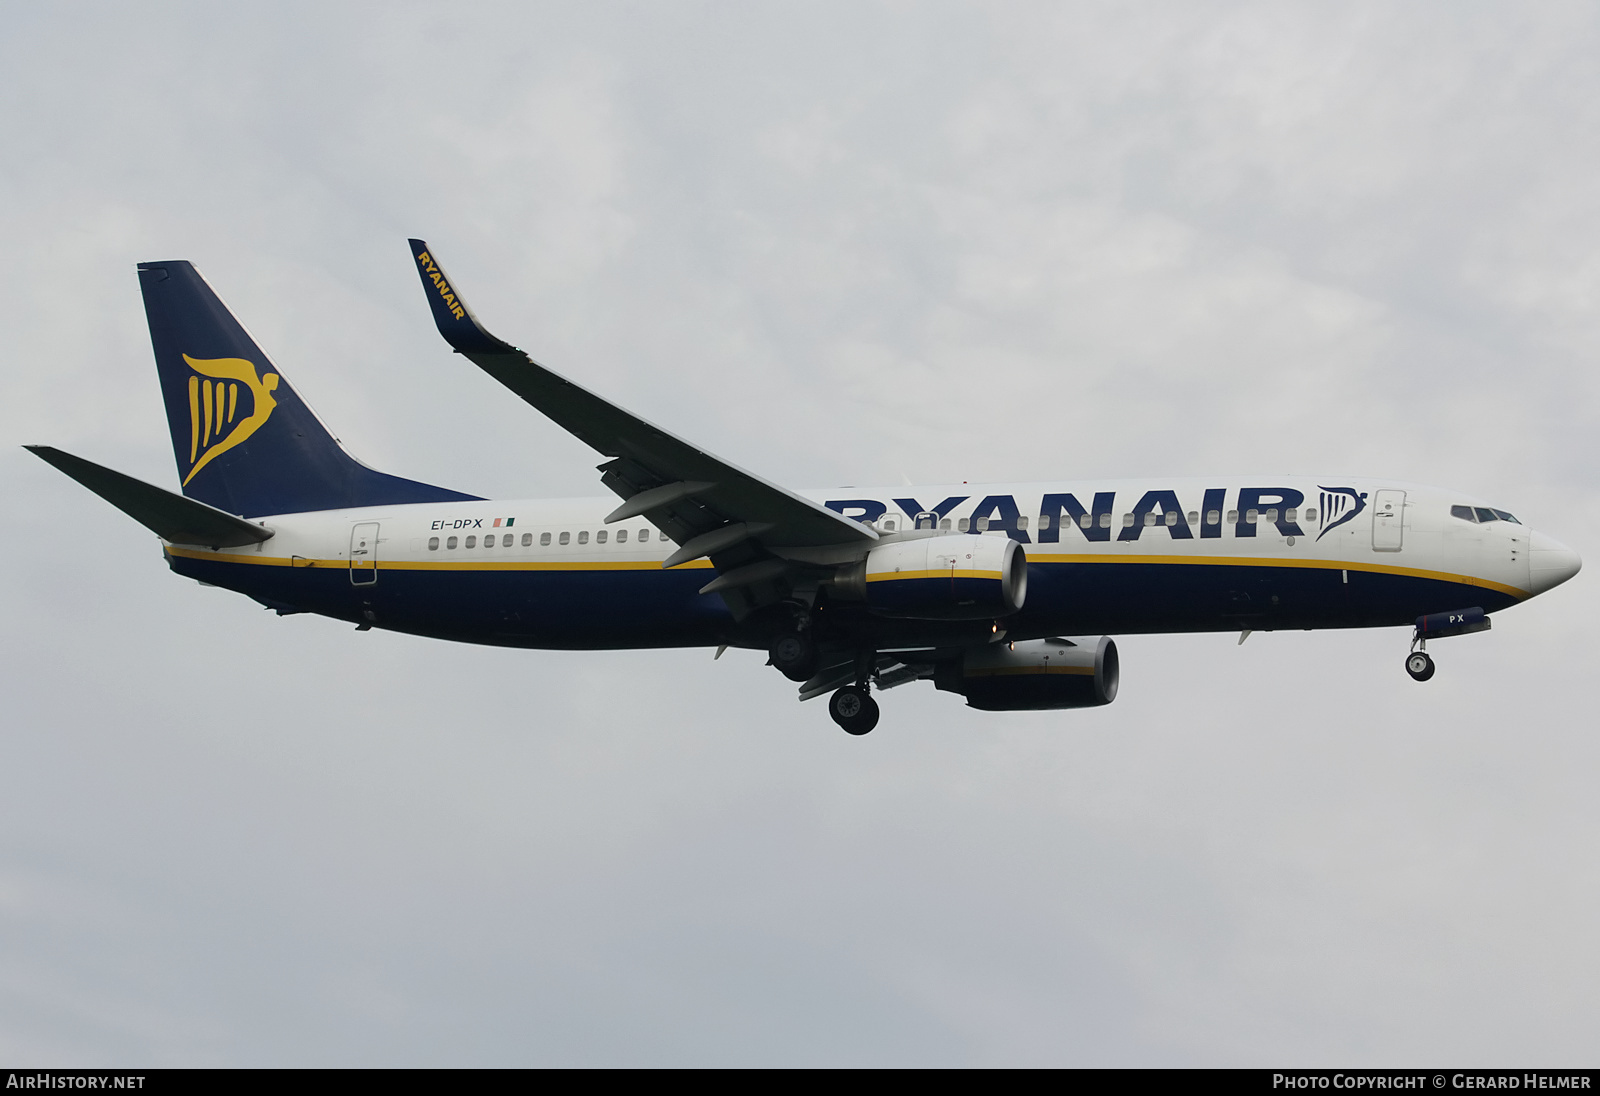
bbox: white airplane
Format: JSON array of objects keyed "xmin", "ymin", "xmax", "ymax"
[{"xmin": 27, "ymin": 241, "xmax": 1582, "ymax": 734}]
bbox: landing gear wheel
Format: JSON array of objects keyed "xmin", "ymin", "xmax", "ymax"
[
  {"xmin": 829, "ymin": 686, "xmax": 880, "ymax": 735},
  {"xmin": 1406, "ymin": 651, "xmax": 1436, "ymax": 682},
  {"xmin": 770, "ymin": 630, "xmax": 819, "ymax": 683}
]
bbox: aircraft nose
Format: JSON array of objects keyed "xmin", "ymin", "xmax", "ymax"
[{"xmin": 1529, "ymin": 531, "xmax": 1582, "ymax": 595}]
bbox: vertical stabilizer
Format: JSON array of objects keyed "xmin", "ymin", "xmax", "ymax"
[{"xmin": 138, "ymin": 261, "xmax": 478, "ymax": 517}]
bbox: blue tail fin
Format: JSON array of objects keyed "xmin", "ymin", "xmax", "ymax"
[{"xmin": 138, "ymin": 260, "xmax": 479, "ymax": 517}]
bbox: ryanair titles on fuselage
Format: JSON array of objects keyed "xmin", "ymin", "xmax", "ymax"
[{"xmin": 822, "ymin": 485, "xmax": 1347, "ymax": 542}]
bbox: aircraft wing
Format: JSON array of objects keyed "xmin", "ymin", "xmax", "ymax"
[{"xmin": 406, "ymin": 240, "xmax": 876, "ymax": 568}]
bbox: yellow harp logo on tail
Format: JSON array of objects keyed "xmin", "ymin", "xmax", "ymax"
[{"xmin": 181, "ymin": 354, "xmax": 280, "ymax": 486}]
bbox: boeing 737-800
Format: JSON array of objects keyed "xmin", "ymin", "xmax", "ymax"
[{"xmin": 26, "ymin": 241, "xmax": 1583, "ymax": 734}]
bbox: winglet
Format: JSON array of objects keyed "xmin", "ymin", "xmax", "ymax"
[{"xmin": 408, "ymin": 239, "xmax": 517, "ymax": 355}]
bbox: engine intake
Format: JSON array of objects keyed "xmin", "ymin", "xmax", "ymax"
[
  {"xmin": 936, "ymin": 636, "xmax": 1119, "ymax": 711},
  {"xmin": 838, "ymin": 534, "xmax": 1027, "ymax": 620}
]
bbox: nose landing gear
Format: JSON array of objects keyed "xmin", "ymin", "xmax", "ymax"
[{"xmin": 1403, "ymin": 607, "xmax": 1491, "ymax": 682}]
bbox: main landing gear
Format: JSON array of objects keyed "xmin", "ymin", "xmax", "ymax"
[
  {"xmin": 768, "ymin": 616, "xmax": 819, "ymax": 683},
  {"xmin": 828, "ymin": 684, "xmax": 880, "ymax": 735}
]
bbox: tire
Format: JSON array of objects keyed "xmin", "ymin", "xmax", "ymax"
[
  {"xmin": 770, "ymin": 630, "xmax": 819, "ymax": 683},
  {"xmin": 829, "ymin": 686, "xmax": 880, "ymax": 735},
  {"xmin": 1405, "ymin": 651, "xmax": 1436, "ymax": 682}
]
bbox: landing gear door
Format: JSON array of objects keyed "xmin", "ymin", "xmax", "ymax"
[
  {"xmin": 1372, "ymin": 490, "xmax": 1405, "ymax": 552},
  {"xmin": 350, "ymin": 522, "xmax": 379, "ymax": 585}
]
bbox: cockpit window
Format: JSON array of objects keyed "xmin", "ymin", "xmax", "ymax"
[{"xmin": 1460, "ymin": 506, "xmax": 1522, "ymax": 525}]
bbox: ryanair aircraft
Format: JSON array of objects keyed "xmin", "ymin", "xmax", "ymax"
[{"xmin": 27, "ymin": 242, "xmax": 1583, "ymax": 734}]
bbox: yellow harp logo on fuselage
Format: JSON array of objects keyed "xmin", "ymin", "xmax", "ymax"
[{"xmin": 182, "ymin": 354, "xmax": 280, "ymax": 486}]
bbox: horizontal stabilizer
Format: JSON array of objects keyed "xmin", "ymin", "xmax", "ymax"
[{"xmin": 25, "ymin": 445, "xmax": 273, "ymax": 548}]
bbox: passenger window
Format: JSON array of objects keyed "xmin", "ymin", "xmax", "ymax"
[
  {"xmin": 1304, "ymin": 509, "xmax": 1317, "ymax": 522},
  {"xmin": 484, "ymin": 534, "xmax": 496, "ymax": 547},
  {"xmin": 540, "ymin": 532, "xmax": 551, "ymax": 546},
  {"xmin": 1207, "ymin": 510, "xmax": 1220, "ymax": 525},
  {"xmin": 1016, "ymin": 516, "xmax": 1028, "ymax": 531},
  {"xmin": 940, "ymin": 518, "xmax": 952, "ymax": 531},
  {"xmin": 428, "ymin": 537, "xmax": 439, "ymax": 551},
  {"xmin": 1123, "ymin": 514, "xmax": 1135, "ymax": 528},
  {"xmin": 1164, "ymin": 511, "xmax": 1178, "ymax": 527},
  {"xmin": 1245, "ymin": 509, "xmax": 1259, "ymax": 524},
  {"xmin": 596, "ymin": 530, "xmax": 607, "ymax": 544},
  {"xmin": 1098, "ymin": 513, "xmax": 1111, "ymax": 529},
  {"xmin": 958, "ymin": 518, "xmax": 970, "ymax": 532},
  {"xmin": 975, "ymin": 517, "xmax": 989, "ymax": 531},
  {"xmin": 1451, "ymin": 505, "xmax": 1477, "ymax": 522},
  {"xmin": 617, "ymin": 529, "xmax": 628, "ymax": 543},
  {"xmin": 578, "ymin": 531, "xmax": 589, "ymax": 545},
  {"xmin": 559, "ymin": 532, "xmax": 570, "ymax": 545},
  {"xmin": 1187, "ymin": 511, "xmax": 1199, "ymax": 526},
  {"xmin": 1285, "ymin": 508, "xmax": 1298, "ymax": 523},
  {"xmin": 1474, "ymin": 507, "xmax": 1498, "ymax": 523},
  {"xmin": 883, "ymin": 519, "xmax": 896, "ymax": 532},
  {"xmin": 447, "ymin": 536, "xmax": 458, "ymax": 549},
  {"xmin": 1142, "ymin": 512, "xmax": 1156, "ymax": 527},
  {"xmin": 638, "ymin": 528, "xmax": 651, "ymax": 541},
  {"xmin": 465, "ymin": 535, "xmax": 476, "ymax": 548},
  {"xmin": 1264, "ymin": 508, "xmax": 1278, "ymax": 523}
]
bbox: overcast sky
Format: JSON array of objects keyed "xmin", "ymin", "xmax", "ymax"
[{"xmin": 2, "ymin": 1, "xmax": 1597, "ymax": 1066}]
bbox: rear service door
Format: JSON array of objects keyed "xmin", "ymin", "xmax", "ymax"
[
  {"xmin": 350, "ymin": 522, "xmax": 379, "ymax": 585},
  {"xmin": 1372, "ymin": 490, "xmax": 1405, "ymax": 552}
]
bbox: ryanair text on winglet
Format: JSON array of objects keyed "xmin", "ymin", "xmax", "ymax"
[{"xmin": 415, "ymin": 250, "xmax": 467, "ymax": 320}]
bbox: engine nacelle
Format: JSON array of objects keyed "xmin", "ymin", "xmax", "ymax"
[
  {"xmin": 936, "ymin": 636, "xmax": 1119, "ymax": 711},
  {"xmin": 840, "ymin": 534, "xmax": 1027, "ymax": 620}
]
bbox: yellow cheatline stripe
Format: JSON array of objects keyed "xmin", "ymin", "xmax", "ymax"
[
  {"xmin": 163, "ymin": 546, "xmax": 713, "ymax": 572},
  {"xmin": 866, "ymin": 568, "xmax": 1003, "ymax": 582},
  {"xmin": 1025, "ymin": 552, "xmax": 1528, "ymax": 599},
  {"xmin": 968, "ymin": 665, "xmax": 1096, "ymax": 677}
]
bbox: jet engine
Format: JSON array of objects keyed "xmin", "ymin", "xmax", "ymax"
[
  {"xmin": 834, "ymin": 534, "xmax": 1027, "ymax": 620},
  {"xmin": 936, "ymin": 636, "xmax": 1119, "ymax": 711}
]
